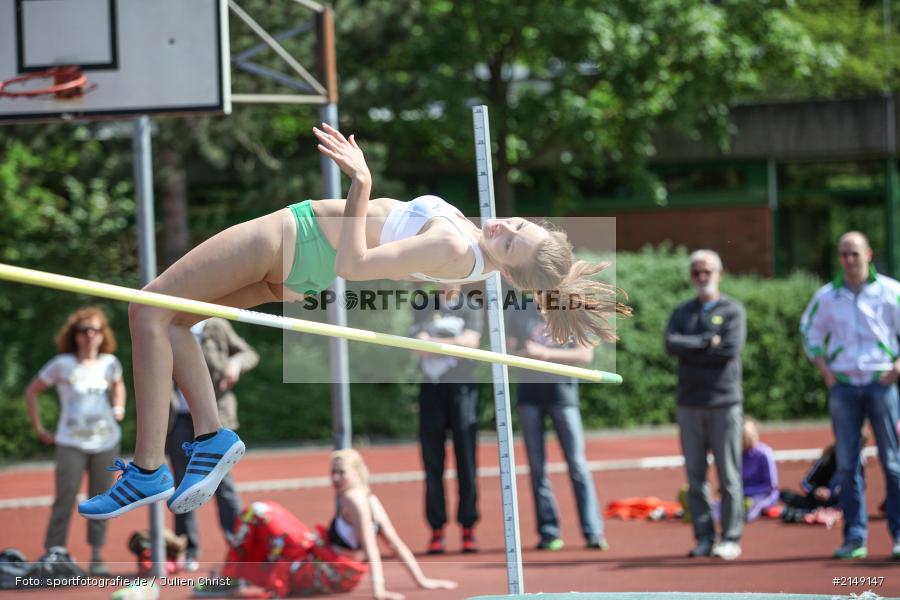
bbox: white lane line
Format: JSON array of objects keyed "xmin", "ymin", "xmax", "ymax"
[{"xmin": 1, "ymin": 446, "xmax": 875, "ymax": 510}]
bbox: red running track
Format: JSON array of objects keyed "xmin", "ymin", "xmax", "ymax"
[{"xmin": 0, "ymin": 424, "xmax": 898, "ymax": 599}]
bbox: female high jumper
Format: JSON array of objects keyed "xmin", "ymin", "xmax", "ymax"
[{"xmin": 79, "ymin": 124, "xmax": 630, "ymax": 520}]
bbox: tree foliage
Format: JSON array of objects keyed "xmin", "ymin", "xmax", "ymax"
[
  {"xmin": 338, "ymin": 0, "xmax": 840, "ymax": 213},
  {"xmin": 760, "ymin": 0, "xmax": 900, "ymax": 98},
  {"xmin": 0, "ymin": 125, "xmax": 137, "ymax": 458}
]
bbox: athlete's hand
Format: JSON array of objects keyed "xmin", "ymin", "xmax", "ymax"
[
  {"xmin": 522, "ymin": 340, "xmax": 550, "ymax": 361},
  {"xmin": 414, "ymin": 331, "xmax": 436, "ymax": 358},
  {"xmin": 420, "ymin": 578, "xmax": 458, "ymax": 590},
  {"xmin": 219, "ymin": 358, "xmax": 242, "ymax": 391},
  {"xmin": 35, "ymin": 428, "xmax": 55, "ymax": 445},
  {"xmin": 313, "ymin": 123, "xmax": 370, "ymax": 182},
  {"xmin": 878, "ymin": 365, "xmax": 900, "ymax": 386},
  {"xmin": 813, "ymin": 486, "xmax": 832, "ymax": 502}
]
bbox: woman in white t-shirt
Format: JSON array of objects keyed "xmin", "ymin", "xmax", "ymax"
[{"xmin": 24, "ymin": 306, "xmax": 126, "ymax": 576}]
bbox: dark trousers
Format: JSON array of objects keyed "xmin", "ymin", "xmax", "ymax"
[
  {"xmin": 418, "ymin": 382, "xmax": 480, "ymax": 530},
  {"xmin": 166, "ymin": 413, "xmax": 242, "ymax": 557},
  {"xmin": 45, "ymin": 444, "xmax": 118, "ymax": 552}
]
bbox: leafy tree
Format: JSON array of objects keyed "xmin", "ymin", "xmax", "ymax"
[
  {"xmin": 0, "ymin": 124, "xmax": 137, "ymax": 458},
  {"xmin": 337, "ymin": 0, "xmax": 840, "ymax": 213},
  {"xmin": 759, "ymin": 0, "xmax": 900, "ymax": 98}
]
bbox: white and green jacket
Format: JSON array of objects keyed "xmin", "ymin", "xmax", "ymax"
[{"xmin": 800, "ymin": 267, "xmax": 900, "ymax": 386}]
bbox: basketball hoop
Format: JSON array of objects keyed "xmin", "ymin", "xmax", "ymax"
[{"xmin": 0, "ymin": 66, "xmax": 90, "ymax": 99}]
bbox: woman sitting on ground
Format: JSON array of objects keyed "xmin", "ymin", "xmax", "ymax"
[
  {"xmin": 78, "ymin": 124, "xmax": 630, "ymax": 522},
  {"xmin": 214, "ymin": 449, "xmax": 457, "ymax": 599}
]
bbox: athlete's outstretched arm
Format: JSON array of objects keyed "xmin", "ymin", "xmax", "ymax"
[
  {"xmin": 313, "ymin": 124, "xmax": 467, "ymax": 281},
  {"xmin": 313, "ymin": 124, "xmax": 372, "ymax": 280},
  {"xmin": 370, "ymin": 496, "xmax": 458, "ymax": 592}
]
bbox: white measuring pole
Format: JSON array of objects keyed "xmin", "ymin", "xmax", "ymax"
[{"xmin": 472, "ymin": 105, "xmax": 524, "ymax": 594}]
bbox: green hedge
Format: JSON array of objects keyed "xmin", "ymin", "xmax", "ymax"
[{"xmin": 0, "ymin": 245, "xmax": 827, "ymax": 462}]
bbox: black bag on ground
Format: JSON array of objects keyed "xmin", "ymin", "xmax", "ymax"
[
  {"xmin": 20, "ymin": 547, "xmax": 86, "ymax": 587},
  {"xmin": 0, "ymin": 548, "xmax": 30, "ymax": 589}
]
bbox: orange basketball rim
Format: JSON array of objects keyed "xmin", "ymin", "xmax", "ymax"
[{"xmin": 0, "ymin": 66, "xmax": 90, "ymax": 99}]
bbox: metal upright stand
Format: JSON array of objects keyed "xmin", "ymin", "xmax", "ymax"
[
  {"xmin": 315, "ymin": 6, "xmax": 350, "ymax": 451},
  {"xmin": 320, "ymin": 102, "xmax": 351, "ymax": 450},
  {"xmin": 132, "ymin": 114, "xmax": 166, "ymax": 577},
  {"xmin": 472, "ymin": 105, "xmax": 524, "ymax": 594}
]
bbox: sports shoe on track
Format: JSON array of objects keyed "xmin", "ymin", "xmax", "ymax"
[
  {"xmin": 687, "ymin": 539, "xmax": 714, "ymax": 558},
  {"xmin": 462, "ymin": 527, "xmax": 479, "ymax": 553},
  {"xmin": 586, "ymin": 535, "xmax": 609, "ymax": 550},
  {"xmin": 832, "ymin": 540, "xmax": 867, "ymax": 560},
  {"xmin": 78, "ymin": 460, "xmax": 174, "ymax": 520},
  {"xmin": 536, "ymin": 537, "xmax": 564, "ymax": 551},
  {"xmin": 89, "ymin": 560, "xmax": 111, "ymax": 577},
  {"xmin": 168, "ymin": 428, "xmax": 245, "ymax": 514},
  {"xmin": 892, "ymin": 538, "xmax": 900, "ymax": 560},
  {"xmin": 711, "ymin": 541, "xmax": 742, "ymax": 560},
  {"xmin": 427, "ymin": 529, "xmax": 446, "ymax": 555}
]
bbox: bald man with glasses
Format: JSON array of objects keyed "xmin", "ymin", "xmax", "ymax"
[{"xmin": 801, "ymin": 231, "xmax": 900, "ymax": 560}]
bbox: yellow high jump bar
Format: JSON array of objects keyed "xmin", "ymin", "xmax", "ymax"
[{"xmin": 0, "ymin": 263, "xmax": 623, "ymax": 384}]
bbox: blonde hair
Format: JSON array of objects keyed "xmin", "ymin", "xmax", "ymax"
[
  {"xmin": 505, "ymin": 225, "xmax": 632, "ymax": 346},
  {"xmin": 331, "ymin": 448, "xmax": 370, "ymax": 490},
  {"xmin": 55, "ymin": 306, "xmax": 117, "ymax": 354},
  {"xmin": 742, "ymin": 417, "xmax": 759, "ymax": 450}
]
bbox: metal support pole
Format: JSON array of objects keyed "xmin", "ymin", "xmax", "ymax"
[
  {"xmin": 885, "ymin": 92, "xmax": 898, "ymax": 276},
  {"xmin": 133, "ymin": 116, "xmax": 157, "ymax": 285},
  {"xmin": 884, "ymin": 0, "xmax": 898, "ymax": 276},
  {"xmin": 316, "ymin": 5, "xmax": 349, "ymax": 451},
  {"xmin": 472, "ymin": 106, "xmax": 524, "ymax": 594},
  {"xmin": 319, "ymin": 102, "xmax": 351, "ymax": 450},
  {"xmin": 888, "ymin": 158, "xmax": 900, "ymax": 278},
  {"xmin": 767, "ymin": 158, "xmax": 779, "ymax": 277},
  {"xmin": 132, "ymin": 115, "xmax": 165, "ymax": 576}
]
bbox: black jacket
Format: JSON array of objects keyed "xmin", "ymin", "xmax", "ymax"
[{"xmin": 665, "ymin": 294, "xmax": 746, "ymax": 407}]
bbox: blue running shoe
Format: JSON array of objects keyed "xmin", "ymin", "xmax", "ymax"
[
  {"xmin": 78, "ymin": 459, "xmax": 174, "ymax": 520},
  {"xmin": 168, "ymin": 428, "xmax": 245, "ymax": 514}
]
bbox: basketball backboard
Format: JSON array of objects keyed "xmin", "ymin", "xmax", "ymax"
[{"xmin": 0, "ymin": 0, "xmax": 230, "ymax": 122}]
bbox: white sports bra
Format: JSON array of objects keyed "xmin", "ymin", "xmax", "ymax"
[{"xmin": 379, "ymin": 195, "xmax": 493, "ymax": 283}]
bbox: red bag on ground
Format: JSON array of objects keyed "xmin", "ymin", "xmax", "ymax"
[
  {"xmin": 291, "ymin": 525, "xmax": 369, "ymax": 594},
  {"xmin": 604, "ymin": 497, "xmax": 684, "ymax": 520},
  {"xmin": 127, "ymin": 529, "xmax": 186, "ymax": 577},
  {"xmin": 221, "ymin": 501, "xmax": 367, "ymax": 597}
]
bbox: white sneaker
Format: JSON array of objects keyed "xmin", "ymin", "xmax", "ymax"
[{"xmin": 712, "ymin": 541, "xmax": 742, "ymax": 560}]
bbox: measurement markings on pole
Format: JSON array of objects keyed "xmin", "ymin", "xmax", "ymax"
[{"xmin": 472, "ymin": 105, "xmax": 524, "ymax": 594}]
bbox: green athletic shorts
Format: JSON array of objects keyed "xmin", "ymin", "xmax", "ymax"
[{"xmin": 284, "ymin": 200, "xmax": 337, "ymax": 295}]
